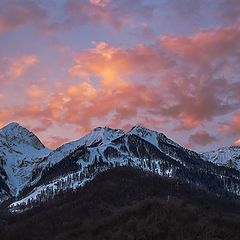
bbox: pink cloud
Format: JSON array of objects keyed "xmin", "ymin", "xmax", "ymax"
[
  {"xmin": 27, "ymin": 85, "xmax": 48, "ymax": 99},
  {"xmin": 64, "ymin": 0, "xmax": 153, "ymax": 30},
  {"xmin": 233, "ymin": 139, "xmax": 240, "ymax": 146},
  {"xmin": 228, "ymin": 112, "xmax": 240, "ymax": 136},
  {"xmin": 66, "ymin": 28, "xmax": 240, "ymax": 130},
  {"xmin": 1, "ymin": 23, "xmax": 240, "ymax": 148},
  {"xmin": 189, "ymin": 130, "xmax": 218, "ymax": 146},
  {"xmin": 43, "ymin": 136, "xmax": 71, "ymax": 149},
  {"xmin": 214, "ymin": 111, "xmax": 240, "ymax": 139},
  {"xmin": 69, "ymin": 41, "xmax": 174, "ymax": 87},
  {"xmin": 0, "ymin": 55, "xmax": 38, "ymax": 85},
  {"xmin": 7, "ymin": 55, "xmax": 38, "ymax": 80},
  {"xmin": 160, "ymin": 24, "xmax": 240, "ymax": 73},
  {"xmin": 216, "ymin": 123, "xmax": 230, "ymax": 132},
  {"xmin": 0, "ymin": 0, "xmax": 49, "ymax": 34}
]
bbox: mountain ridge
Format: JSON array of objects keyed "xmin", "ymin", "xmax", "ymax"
[
  {"xmin": 0, "ymin": 122, "xmax": 239, "ymax": 213},
  {"xmin": 200, "ymin": 145, "xmax": 240, "ymax": 170}
]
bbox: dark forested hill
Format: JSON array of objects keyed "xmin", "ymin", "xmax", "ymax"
[{"xmin": 1, "ymin": 167, "xmax": 240, "ymax": 240}]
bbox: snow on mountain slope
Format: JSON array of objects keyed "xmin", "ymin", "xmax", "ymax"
[
  {"xmin": 128, "ymin": 125, "xmax": 199, "ymax": 164},
  {"xmin": 1, "ymin": 122, "xmax": 45, "ymax": 150},
  {"xmin": 4, "ymin": 124, "xmax": 240, "ymax": 213},
  {"xmin": 9, "ymin": 126, "xmax": 185, "ymax": 211},
  {"xmin": 9, "ymin": 170, "xmax": 92, "ymax": 213},
  {"xmin": 128, "ymin": 125, "xmax": 180, "ymax": 149},
  {"xmin": 37, "ymin": 127, "xmax": 124, "ymax": 168},
  {"xmin": 0, "ymin": 123, "xmax": 52, "ymax": 197},
  {"xmin": 200, "ymin": 146, "xmax": 240, "ymax": 170},
  {"xmin": 11, "ymin": 125, "xmax": 240, "ymax": 213},
  {"xmin": 29, "ymin": 127, "xmax": 125, "ymax": 185}
]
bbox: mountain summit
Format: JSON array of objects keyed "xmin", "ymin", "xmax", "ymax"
[
  {"xmin": 128, "ymin": 125, "xmax": 180, "ymax": 148},
  {"xmin": 0, "ymin": 122, "xmax": 46, "ymax": 150},
  {"xmin": 0, "ymin": 123, "xmax": 51, "ymax": 199}
]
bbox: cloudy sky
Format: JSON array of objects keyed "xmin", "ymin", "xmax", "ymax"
[{"xmin": 0, "ymin": 0, "xmax": 240, "ymax": 151}]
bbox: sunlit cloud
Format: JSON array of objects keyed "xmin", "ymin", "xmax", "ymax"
[
  {"xmin": 27, "ymin": 85, "xmax": 47, "ymax": 99},
  {"xmin": 228, "ymin": 111, "xmax": 240, "ymax": 136},
  {"xmin": 43, "ymin": 136, "xmax": 71, "ymax": 149},
  {"xmin": 1, "ymin": 1, "xmax": 240, "ymax": 151},
  {"xmin": 160, "ymin": 24, "xmax": 240, "ymax": 73},
  {"xmin": 0, "ymin": 55, "xmax": 38, "ymax": 83},
  {"xmin": 233, "ymin": 139, "xmax": 240, "ymax": 146},
  {"xmin": 216, "ymin": 124, "xmax": 230, "ymax": 132},
  {"xmin": 2, "ymin": 23, "xmax": 240, "ymax": 146}
]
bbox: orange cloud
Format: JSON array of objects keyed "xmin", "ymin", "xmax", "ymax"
[
  {"xmin": 69, "ymin": 42, "xmax": 129, "ymax": 87},
  {"xmin": 27, "ymin": 85, "xmax": 46, "ymax": 99},
  {"xmin": 7, "ymin": 24, "xmax": 240, "ymax": 135},
  {"xmin": 232, "ymin": 112, "xmax": 240, "ymax": 128},
  {"xmin": 69, "ymin": 41, "xmax": 173, "ymax": 88},
  {"xmin": 216, "ymin": 124, "xmax": 230, "ymax": 132},
  {"xmin": 7, "ymin": 79, "xmax": 158, "ymax": 136},
  {"xmin": 160, "ymin": 24, "xmax": 240, "ymax": 73},
  {"xmin": 1, "ymin": 23, "xmax": 240, "ymax": 149},
  {"xmin": 1, "ymin": 55, "xmax": 38, "ymax": 82},
  {"xmin": 43, "ymin": 136, "xmax": 71, "ymax": 149},
  {"xmin": 233, "ymin": 139, "xmax": 240, "ymax": 146},
  {"xmin": 215, "ymin": 112, "xmax": 240, "ymax": 138},
  {"xmin": 228, "ymin": 112, "xmax": 240, "ymax": 136},
  {"xmin": 13, "ymin": 102, "xmax": 45, "ymax": 120},
  {"xmin": 0, "ymin": 109, "xmax": 11, "ymax": 121},
  {"xmin": 66, "ymin": 82, "xmax": 97, "ymax": 98}
]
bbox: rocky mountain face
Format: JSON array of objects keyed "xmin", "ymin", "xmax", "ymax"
[
  {"xmin": 0, "ymin": 123, "xmax": 240, "ymax": 212},
  {"xmin": 0, "ymin": 123, "xmax": 51, "ymax": 202},
  {"xmin": 200, "ymin": 146, "xmax": 240, "ymax": 170}
]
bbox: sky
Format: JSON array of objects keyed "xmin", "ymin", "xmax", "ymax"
[{"xmin": 0, "ymin": 0, "xmax": 240, "ymax": 151}]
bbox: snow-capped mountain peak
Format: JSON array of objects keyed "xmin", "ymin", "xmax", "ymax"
[
  {"xmin": 128, "ymin": 125, "xmax": 179, "ymax": 148},
  {"xmin": 0, "ymin": 123, "xmax": 52, "ymax": 197},
  {"xmin": 0, "ymin": 122, "xmax": 46, "ymax": 150},
  {"xmin": 84, "ymin": 126, "xmax": 125, "ymax": 146},
  {"xmin": 200, "ymin": 145, "xmax": 240, "ymax": 170},
  {"xmin": 36, "ymin": 126, "xmax": 125, "ymax": 171}
]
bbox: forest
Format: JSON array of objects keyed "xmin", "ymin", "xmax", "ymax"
[{"xmin": 0, "ymin": 166, "xmax": 240, "ymax": 239}]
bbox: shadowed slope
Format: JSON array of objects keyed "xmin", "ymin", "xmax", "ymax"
[{"xmin": 1, "ymin": 167, "xmax": 240, "ymax": 240}]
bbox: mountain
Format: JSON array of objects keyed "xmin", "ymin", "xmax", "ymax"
[
  {"xmin": 0, "ymin": 123, "xmax": 51, "ymax": 202},
  {"xmin": 6, "ymin": 125, "xmax": 240, "ymax": 213},
  {"xmin": 0, "ymin": 122, "xmax": 240, "ymax": 213},
  {"xmin": 200, "ymin": 146, "xmax": 240, "ymax": 170}
]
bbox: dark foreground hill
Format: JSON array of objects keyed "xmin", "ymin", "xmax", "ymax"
[{"xmin": 1, "ymin": 167, "xmax": 240, "ymax": 240}]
